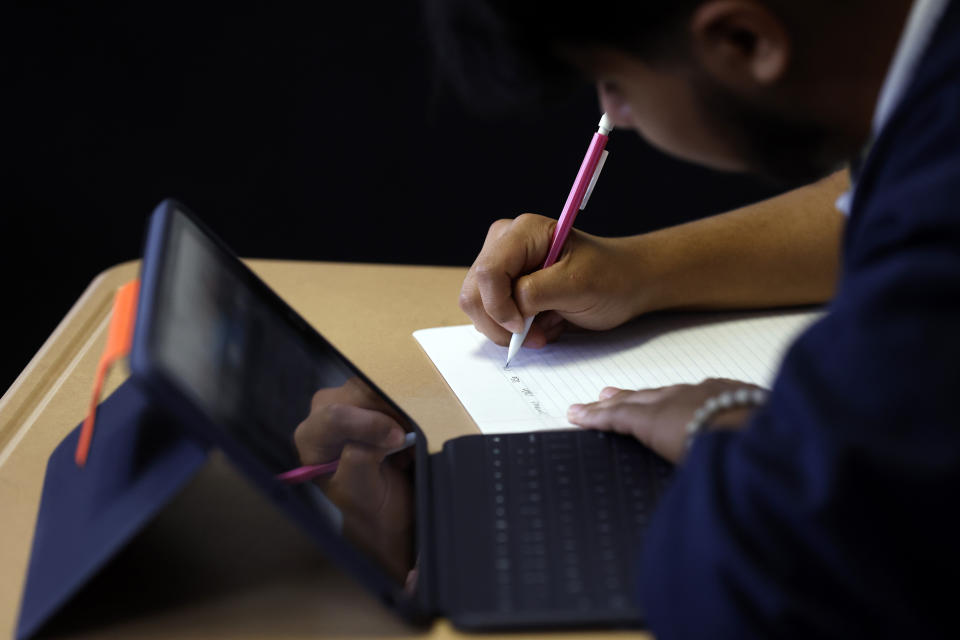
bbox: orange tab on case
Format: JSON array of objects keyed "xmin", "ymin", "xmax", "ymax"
[{"xmin": 75, "ymin": 279, "xmax": 140, "ymax": 467}]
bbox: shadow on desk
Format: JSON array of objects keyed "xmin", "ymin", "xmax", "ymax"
[{"xmin": 36, "ymin": 453, "xmax": 414, "ymax": 639}]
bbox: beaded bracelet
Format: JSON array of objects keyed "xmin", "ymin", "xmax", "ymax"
[{"xmin": 685, "ymin": 387, "xmax": 769, "ymax": 452}]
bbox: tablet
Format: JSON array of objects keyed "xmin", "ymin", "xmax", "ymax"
[{"xmin": 130, "ymin": 200, "xmax": 433, "ymax": 624}]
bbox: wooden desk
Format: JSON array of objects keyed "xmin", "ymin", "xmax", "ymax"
[{"xmin": 0, "ymin": 261, "xmax": 651, "ymax": 639}]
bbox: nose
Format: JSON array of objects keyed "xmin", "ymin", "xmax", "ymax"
[{"xmin": 596, "ymin": 81, "xmax": 633, "ymax": 129}]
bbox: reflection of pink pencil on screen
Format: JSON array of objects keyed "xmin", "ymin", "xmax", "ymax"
[{"xmin": 276, "ymin": 432, "xmax": 417, "ymax": 485}]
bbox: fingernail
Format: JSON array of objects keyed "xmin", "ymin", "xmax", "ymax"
[
  {"xmin": 526, "ymin": 334, "xmax": 546, "ymax": 349},
  {"xmin": 599, "ymin": 387, "xmax": 621, "ymax": 400},
  {"xmin": 388, "ymin": 429, "xmax": 406, "ymax": 447},
  {"xmin": 567, "ymin": 404, "xmax": 586, "ymax": 420}
]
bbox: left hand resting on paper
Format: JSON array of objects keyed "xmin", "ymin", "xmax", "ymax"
[{"xmin": 566, "ymin": 378, "xmax": 764, "ymax": 464}]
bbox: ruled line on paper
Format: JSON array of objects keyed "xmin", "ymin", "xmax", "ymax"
[{"xmin": 414, "ymin": 309, "xmax": 821, "ymax": 435}]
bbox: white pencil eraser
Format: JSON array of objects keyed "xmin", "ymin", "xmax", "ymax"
[{"xmin": 598, "ymin": 113, "xmax": 614, "ymax": 135}]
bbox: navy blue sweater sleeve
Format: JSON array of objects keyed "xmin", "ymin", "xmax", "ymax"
[{"xmin": 638, "ymin": 86, "xmax": 960, "ymax": 637}]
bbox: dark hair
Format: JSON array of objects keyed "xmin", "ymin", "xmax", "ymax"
[{"xmin": 423, "ymin": 0, "xmax": 701, "ymax": 112}]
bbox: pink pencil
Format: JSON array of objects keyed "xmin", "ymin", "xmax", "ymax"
[
  {"xmin": 276, "ymin": 431, "xmax": 417, "ymax": 485},
  {"xmin": 505, "ymin": 113, "xmax": 614, "ymax": 366}
]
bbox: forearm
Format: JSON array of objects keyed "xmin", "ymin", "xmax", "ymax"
[{"xmin": 630, "ymin": 169, "xmax": 849, "ymax": 314}]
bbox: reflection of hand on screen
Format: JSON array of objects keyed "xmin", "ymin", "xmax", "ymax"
[
  {"xmin": 293, "ymin": 377, "xmax": 415, "ymax": 583},
  {"xmin": 294, "ymin": 377, "xmax": 410, "ymax": 464}
]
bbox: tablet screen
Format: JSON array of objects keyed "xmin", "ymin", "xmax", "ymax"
[{"xmin": 148, "ymin": 208, "xmax": 417, "ymax": 587}]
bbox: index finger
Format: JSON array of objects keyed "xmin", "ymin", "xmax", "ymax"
[
  {"xmin": 471, "ymin": 215, "xmax": 556, "ymax": 334},
  {"xmin": 311, "ymin": 377, "xmax": 409, "ymax": 428},
  {"xmin": 294, "ymin": 403, "xmax": 406, "ymax": 466}
]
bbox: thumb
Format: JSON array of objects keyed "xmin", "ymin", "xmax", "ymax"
[{"xmin": 513, "ymin": 263, "xmax": 581, "ymax": 318}]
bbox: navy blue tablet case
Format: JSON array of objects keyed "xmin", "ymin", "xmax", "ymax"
[{"xmin": 15, "ymin": 380, "xmax": 209, "ymax": 640}]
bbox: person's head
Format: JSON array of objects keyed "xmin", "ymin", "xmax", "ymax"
[{"xmin": 426, "ymin": 0, "xmax": 911, "ymax": 184}]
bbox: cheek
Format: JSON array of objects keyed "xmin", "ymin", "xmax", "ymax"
[{"xmin": 626, "ymin": 81, "xmax": 747, "ymax": 172}]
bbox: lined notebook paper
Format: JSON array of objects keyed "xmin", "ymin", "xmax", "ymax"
[{"xmin": 413, "ymin": 309, "xmax": 821, "ymax": 434}]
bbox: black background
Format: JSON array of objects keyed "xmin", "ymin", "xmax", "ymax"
[{"xmin": 3, "ymin": 3, "xmax": 783, "ymax": 395}]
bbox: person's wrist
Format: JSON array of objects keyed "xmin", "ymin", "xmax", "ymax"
[
  {"xmin": 621, "ymin": 231, "xmax": 676, "ymax": 317},
  {"xmin": 685, "ymin": 387, "xmax": 768, "ymax": 452},
  {"xmin": 706, "ymin": 405, "xmax": 754, "ymax": 429}
]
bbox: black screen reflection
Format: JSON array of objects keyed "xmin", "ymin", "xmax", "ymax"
[{"xmin": 153, "ymin": 214, "xmax": 417, "ymax": 587}]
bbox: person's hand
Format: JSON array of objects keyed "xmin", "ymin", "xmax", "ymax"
[
  {"xmin": 567, "ymin": 378, "xmax": 765, "ymax": 464},
  {"xmin": 460, "ymin": 213, "xmax": 651, "ymax": 348},
  {"xmin": 293, "ymin": 377, "xmax": 414, "ymax": 582},
  {"xmin": 294, "ymin": 376, "xmax": 409, "ymax": 466}
]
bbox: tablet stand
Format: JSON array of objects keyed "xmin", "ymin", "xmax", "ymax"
[{"xmin": 16, "ymin": 380, "xmax": 210, "ymax": 639}]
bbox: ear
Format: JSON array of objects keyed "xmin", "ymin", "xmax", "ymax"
[{"xmin": 689, "ymin": 0, "xmax": 790, "ymax": 89}]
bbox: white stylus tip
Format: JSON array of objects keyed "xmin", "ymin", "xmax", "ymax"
[
  {"xmin": 505, "ymin": 334, "xmax": 522, "ymax": 368},
  {"xmin": 598, "ymin": 112, "xmax": 614, "ymax": 135},
  {"xmin": 505, "ymin": 317, "xmax": 535, "ymax": 368}
]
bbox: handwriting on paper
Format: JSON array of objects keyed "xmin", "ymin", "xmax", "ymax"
[{"xmin": 507, "ymin": 374, "xmax": 547, "ymax": 416}]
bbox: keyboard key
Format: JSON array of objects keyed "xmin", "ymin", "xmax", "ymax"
[{"xmin": 482, "ymin": 429, "xmax": 672, "ymax": 612}]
